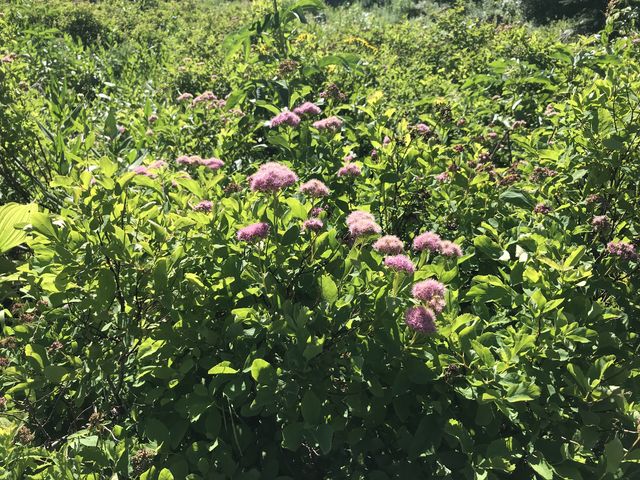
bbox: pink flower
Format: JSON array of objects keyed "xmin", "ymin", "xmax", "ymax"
[
  {"xmin": 413, "ymin": 232, "xmax": 442, "ymax": 253},
  {"xmin": 293, "ymin": 102, "xmax": 321, "ymax": 116},
  {"xmin": 384, "ymin": 255, "xmax": 415, "ymax": 274},
  {"xmin": 337, "ymin": 163, "xmax": 361, "ymax": 177},
  {"xmin": 373, "ymin": 235, "xmax": 404, "ymax": 255},
  {"xmin": 545, "ymin": 104, "xmax": 558, "ymax": 116},
  {"xmin": 591, "ymin": 215, "xmax": 610, "ymax": 231},
  {"xmin": 534, "ymin": 203, "xmax": 551, "ymax": 214},
  {"xmin": 132, "ymin": 166, "xmax": 157, "ymax": 178},
  {"xmin": 270, "ymin": 110, "xmax": 301, "ymax": 128},
  {"xmin": 383, "ymin": 135, "xmax": 391, "ymax": 146},
  {"xmin": 607, "ymin": 241, "xmax": 637, "ymax": 260},
  {"xmin": 237, "ymin": 222, "xmax": 270, "ymax": 242},
  {"xmin": 192, "ymin": 91, "xmax": 217, "ymax": 106},
  {"xmin": 347, "ymin": 210, "xmax": 375, "ymax": 226},
  {"xmin": 487, "ymin": 131, "xmax": 498, "ymax": 139},
  {"xmin": 302, "ymin": 218, "xmax": 324, "ymax": 232},
  {"xmin": 193, "ymin": 200, "xmax": 213, "ymax": 213},
  {"xmin": 415, "ymin": 123, "xmax": 431, "ymax": 135},
  {"xmin": 176, "ymin": 155, "xmax": 200, "ymax": 165},
  {"xmin": 145, "ymin": 129, "xmax": 154, "ymax": 137},
  {"xmin": 148, "ymin": 114, "xmax": 158, "ymax": 123},
  {"xmin": 148, "ymin": 160, "xmax": 167, "ymax": 170},
  {"xmin": 405, "ymin": 306, "xmax": 437, "ymax": 334},
  {"xmin": 435, "ymin": 172, "xmax": 449, "ymax": 183},
  {"xmin": 117, "ymin": 125, "xmax": 126, "ymax": 135},
  {"xmin": 439, "ymin": 240, "xmax": 463, "ymax": 257},
  {"xmin": 310, "ymin": 207, "xmax": 325, "ymax": 217},
  {"xmin": 300, "ymin": 179, "xmax": 330, "ymax": 198},
  {"xmin": 371, "ymin": 149, "xmax": 378, "ymax": 158},
  {"xmin": 201, "ymin": 157, "xmax": 224, "ymax": 170},
  {"xmin": 177, "ymin": 92, "xmax": 193, "ymax": 101},
  {"xmin": 313, "ymin": 116, "xmax": 343, "ymax": 130},
  {"xmin": 344, "ymin": 152, "xmax": 357, "ymax": 162},
  {"xmin": 347, "ymin": 211, "xmax": 381, "ymax": 238},
  {"xmin": 412, "ymin": 279, "xmax": 446, "ymax": 313},
  {"xmin": 249, "ymin": 162, "xmax": 298, "ymax": 192}
]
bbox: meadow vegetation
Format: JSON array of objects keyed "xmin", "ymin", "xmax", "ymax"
[{"xmin": 1, "ymin": 0, "xmax": 640, "ymax": 478}]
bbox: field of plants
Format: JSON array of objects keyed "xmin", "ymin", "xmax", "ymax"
[{"xmin": 1, "ymin": 0, "xmax": 640, "ymax": 478}]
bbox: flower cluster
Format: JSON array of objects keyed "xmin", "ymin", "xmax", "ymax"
[
  {"xmin": 412, "ymin": 279, "xmax": 446, "ymax": 313},
  {"xmin": 413, "ymin": 232, "xmax": 463, "ymax": 257},
  {"xmin": 175, "ymin": 155, "xmax": 224, "ymax": 170},
  {"xmin": 384, "ymin": 255, "xmax": 415, "ymax": 274},
  {"xmin": 237, "ymin": 222, "xmax": 270, "ymax": 242},
  {"xmin": 299, "ymin": 179, "xmax": 330, "ymax": 198},
  {"xmin": 249, "ymin": 162, "xmax": 298, "ymax": 192},
  {"xmin": 302, "ymin": 218, "xmax": 323, "ymax": 232},
  {"xmin": 346, "ymin": 211, "xmax": 381, "ymax": 238},
  {"xmin": 293, "ymin": 102, "xmax": 321, "ymax": 116},
  {"xmin": 607, "ymin": 241, "xmax": 637, "ymax": 260},
  {"xmin": 373, "ymin": 235, "xmax": 404, "ymax": 255},
  {"xmin": 405, "ymin": 306, "xmax": 437, "ymax": 334},
  {"xmin": 193, "ymin": 200, "xmax": 213, "ymax": 213},
  {"xmin": 269, "ymin": 110, "xmax": 301, "ymax": 128},
  {"xmin": 313, "ymin": 116, "xmax": 343, "ymax": 131},
  {"xmin": 337, "ymin": 163, "xmax": 361, "ymax": 177},
  {"xmin": 592, "ymin": 215, "xmax": 610, "ymax": 231},
  {"xmin": 534, "ymin": 203, "xmax": 552, "ymax": 215}
]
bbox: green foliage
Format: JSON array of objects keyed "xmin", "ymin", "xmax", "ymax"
[{"xmin": 1, "ymin": 0, "xmax": 640, "ymax": 478}]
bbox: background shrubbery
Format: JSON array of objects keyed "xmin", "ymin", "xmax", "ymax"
[{"xmin": 1, "ymin": 0, "xmax": 640, "ymax": 478}]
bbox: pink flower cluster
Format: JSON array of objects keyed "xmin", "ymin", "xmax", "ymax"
[
  {"xmin": 302, "ymin": 218, "xmax": 324, "ymax": 232},
  {"xmin": 192, "ymin": 91, "xmax": 225, "ymax": 109},
  {"xmin": 534, "ymin": 203, "xmax": 552, "ymax": 214},
  {"xmin": 337, "ymin": 163, "xmax": 361, "ymax": 177},
  {"xmin": 193, "ymin": 200, "xmax": 213, "ymax": 213},
  {"xmin": 313, "ymin": 116, "xmax": 343, "ymax": 131},
  {"xmin": 607, "ymin": 241, "xmax": 637, "ymax": 260},
  {"xmin": 300, "ymin": 179, "xmax": 330, "ymax": 198},
  {"xmin": 176, "ymin": 155, "xmax": 224, "ymax": 170},
  {"xmin": 384, "ymin": 255, "xmax": 415, "ymax": 274},
  {"xmin": 293, "ymin": 102, "xmax": 321, "ymax": 116},
  {"xmin": 132, "ymin": 166, "xmax": 157, "ymax": 178},
  {"xmin": 412, "ymin": 279, "xmax": 446, "ymax": 313},
  {"xmin": 373, "ymin": 235, "xmax": 404, "ymax": 255},
  {"xmin": 591, "ymin": 215, "xmax": 610, "ymax": 231},
  {"xmin": 347, "ymin": 211, "xmax": 381, "ymax": 238},
  {"xmin": 176, "ymin": 92, "xmax": 193, "ymax": 102},
  {"xmin": 405, "ymin": 306, "xmax": 437, "ymax": 334},
  {"xmin": 270, "ymin": 110, "xmax": 301, "ymax": 128},
  {"xmin": 237, "ymin": 222, "xmax": 270, "ymax": 242},
  {"xmin": 249, "ymin": 162, "xmax": 298, "ymax": 192},
  {"xmin": 413, "ymin": 232, "xmax": 463, "ymax": 258}
]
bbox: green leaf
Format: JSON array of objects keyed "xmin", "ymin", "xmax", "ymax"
[
  {"xmin": 319, "ymin": 275, "xmax": 338, "ymax": 303},
  {"xmin": 250, "ymin": 358, "xmax": 276, "ymax": 384},
  {"xmin": 529, "ymin": 452, "xmax": 554, "ymax": 480},
  {"xmin": 44, "ymin": 365, "xmax": 69, "ymax": 384},
  {"xmin": 208, "ymin": 361, "xmax": 238, "ymax": 375},
  {"xmin": 30, "ymin": 211, "xmax": 57, "ymax": 239},
  {"xmin": 0, "ymin": 203, "xmax": 36, "ymax": 253},
  {"xmin": 473, "ymin": 235, "xmax": 502, "ymax": 259},
  {"xmin": 563, "ymin": 245, "xmax": 586, "ymax": 269},
  {"xmin": 282, "ymin": 422, "xmax": 303, "ymax": 451},
  {"xmin": 499, "ymin": 189, "xmax": 533, "ymax": 208},
  {"xmin": 604, "ymin": 437, "xmax": 624, "ymax": 473},
  {"xmin": 158, "ymin": 468, "xmax": 174, "ymax": 480},
  {"xmin": 314, "ymin": 424, "xmax": 333, "ymax": 455},
  {"xmin": 144, "ymin": 418, "xmax": 171, "ymax": 445},
  {"xmin": 301, "ymin": 390, "xmax": 322, "ymax": 425}
]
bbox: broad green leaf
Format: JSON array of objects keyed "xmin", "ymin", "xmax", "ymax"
[
  {"xmin": 0, "ymin": 203, "xmax": 36, "ymax": 253},
  {"xmin": 302, "ymin": 390, "xmax": 322, "ymax": 424},
  {"xmin": 208, "ymin": 361, "xmax": 238, "ymax": 375},
  {"xmin": 319, "ymin": 275, "xmax": 338, "ymax": 303}
]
